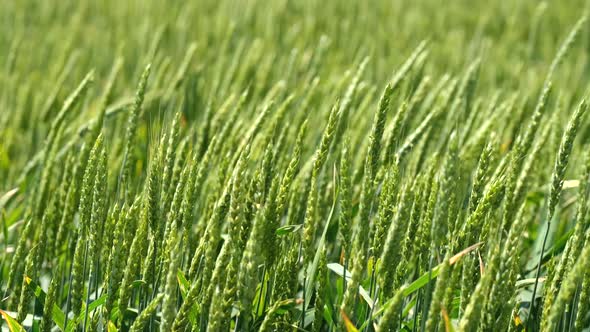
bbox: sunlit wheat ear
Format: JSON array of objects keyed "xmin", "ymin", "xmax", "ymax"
[
  {"xmin": 237, "ymin": 178, "xmax": 280, "ymax": 329},
  {"xmin": 160, "ymin": 224, "xmax": 181, "ymax": 332},
  {"xmin": 533, "ymin": 98, "xmax": 587, "ymax": 318},
  {"xmin": 503, "ymin": 83, "xmax": 552, "ymax": 230},
  {"xmin": 543, "ymin": 145, "xmax": 590, "ymax": 325},
  {"xmin": 312, "ymin": 246, "xmax": 327, "ymax": 332},
  {"xmin": 105, "ymin": 201, "xmax": 138, "ymax": 316},
  {"xmin": 159, "ymin": 111, "xmax": 183, "ymax": 225},
  {"xmin": 576, "ymin": 267, "xmax": 590, "ymax": 330},
  {"xmin": 16, "ymin": 244, "xmax": 40, "ymax": 322},
  {"xmin": 118, "ymin": 188, "xmax": 151, "ymax": 316},
  {"xmin": 415, "ymin": 158, "xmax": 439, "ymax": 274},
  {"xmin": 342, "ymin": 80, "xmax": 394, "ymax": 321},
  {"xmin": 468, "ymin": 135, "xmax": 496, "ymax": 214},
  {"xmin": 564, "ymin": 146, "xmax": 590, "ymax": 271},
  {"xmin": 129, "ymin": 294, "xmax": 163, "ymax": 332},
  {"xmin": 378, "ymin": 286, "xmax": 406, "ymax": 332},
  {"xmin": 40, "ymin": 266, "xmax": 61, "ymax": 332},
  {"xmin": 338, "ymin": 136, "xmax": 353, "ymax": 255},
  {"xmin": 49, "ymin": 151, "xmax": 76, "ymax": 259},
  {"xmin": 88, "ymin": 136, "xmax": 107, "ymax": 272},
  {"xmin": 303, "ymin": 101, "xmax": 340, "ymax": 266},
  {"xmin": 397, "ymin": 175, "xmax": 427, "ymax": 282},
  {"xmin": 378, "ymin": 183, "xmax": 413, "ymax": 296},
  {"xmin": 547, "ymin": 240, "xmax": 590, "ymax": 331},
  {"xmin": 277, "ymin": 119, "xmax": 308, "ymax": 217},
  {"xmin": 66, "ymin": 134, "xmax": 104, "ymax": 323},
  {"xmin": 6, "ymin": 215, "xmax": 33, "ymax": 305},
  {"xmin": 424, "ymin": 253, "xmax": 452, "ymax": 332},
  {"xmin": 186, "ymin": 175, "xmax": 231, "ymax": 297},
  {"xmin": 120, "ymin": 64, "xmax": 151, "ymax": 201},
  {"xmin": 486, "ymin": 203, "xmax": 528, "ymax": 329},
  {"xmin": 203, "ymin": 147, "xmax": 251, "ymax": 332}
]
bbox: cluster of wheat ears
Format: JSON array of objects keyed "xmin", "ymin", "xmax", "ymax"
[{"xmin": 2, "ymin": 1, "xmax": 590, "ymax": 331}]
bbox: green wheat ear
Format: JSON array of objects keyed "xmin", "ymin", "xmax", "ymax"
[
  {"xmin": 342, "ymin": 79, "xmax": 395, "ymax": 321},
  {"xmin": 40, "ymin": 266, "xmax": 61, "ymax": 332},
  {"xmin": 533, "ymin": 98, "xmax": 587, "ymax": 318},
  {"xmin": 303, "ymin": 101, "xmax": 340, "ymax": 266},
  {"xmin": 129, "ymin": 294, "xmax": 163, "ymax": 332},
  {"xmin": 121, "ymin": 64, "xmax": 152, "ymax": 201},
  {"xmin": 576, "ymin": 267, "xmax": 590, "ymax": 330},
  {"xmin": 160, "ymin": 223, "xmax": 181, "ymax": 332},
  {"xmin": 338, "ymin": 135, "xmax": 353, "ymax": 254},
  {"xmin": 312, "ymin": 246, "xmax": 327, "ymax": 332},
  {"xmin": 16, "ymin": 243, "xmax": 40, "ymax": 322},
  {"xmin": 378, "ymin": 286, "xmax": 406, "ymax": 332},
  {"xmin": 204, "ymin": 147, "xmax": 251, "ymax": 332},
  {"xmin": 425, "ymin": 254, "xmax": 452, "ymax": 332},
  {"xmin": 238, "ymin": 177, "xmax": 280, "ymax": 329},
  {"xmin": 378, "ymin": 183, "xmax": 414, "ymax": 297},
  {"xmin": 547, "ymin": 240, "xmax": 590, "ymax": 331}
]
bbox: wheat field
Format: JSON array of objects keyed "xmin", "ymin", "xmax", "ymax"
[{"xmin": 2, "ymin": 1, "xmax": 590, "ymax": 331}]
